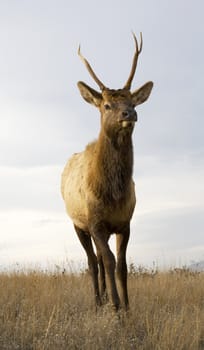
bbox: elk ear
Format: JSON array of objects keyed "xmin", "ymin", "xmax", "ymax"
[
  {"xmin": 77, "ymin": 81, "xmax": 102, "ymax": 107},
  {"xmin": 131, "ymin": 81, "xmax": 153, "ymax": 106}
]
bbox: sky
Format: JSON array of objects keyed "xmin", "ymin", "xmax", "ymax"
[{"xmin": 0, "ymin": 0, "xmax": 204, "ymax": 271}]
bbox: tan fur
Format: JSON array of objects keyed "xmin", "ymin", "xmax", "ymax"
[{"xmin": 61, "ymin": 143, "xmax": 136, "ymax": 232}]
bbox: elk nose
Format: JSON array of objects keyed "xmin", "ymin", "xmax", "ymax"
[
  {"xmin": 122, "ymin": 109, "xmax": 137, "ymax": 121},
  {"xmin": 122, "ymin": 111, "xmax": 129, "ymax": 118}
]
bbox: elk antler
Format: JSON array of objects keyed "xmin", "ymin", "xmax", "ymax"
[
  {"xmin": 124, "ymin": 32, "xmax": 143, "ymax": 90},
  {"xmin": 78, "ymin": 46, "xmax": 106, "ymax": 91}
]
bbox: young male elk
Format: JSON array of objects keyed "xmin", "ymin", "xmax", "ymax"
[{"xmin": 61, "ymin": 33, "xmax": 153, "ymax": 310}]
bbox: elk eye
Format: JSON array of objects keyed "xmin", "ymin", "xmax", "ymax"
[{"xmin": 104, "ymin": 103, "xmax": 111, "ymax": 110}]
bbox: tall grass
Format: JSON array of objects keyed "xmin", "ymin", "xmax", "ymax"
[{"xmin": 0, "ymin": 266, "xmax": 203, "ymax": 349}]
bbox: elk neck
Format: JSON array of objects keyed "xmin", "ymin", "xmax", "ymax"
[{"xmin": 88, "ymin": 128, "xmax": 134, "ymax": 203}]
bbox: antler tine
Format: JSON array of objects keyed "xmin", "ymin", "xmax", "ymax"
[
  {"xmin": 78, "ymin": 45, "xmax": 106, "ymax": 91},
  {"xmin": 124, "ymin": 32, "xmax": 143, "ymax": 90}
]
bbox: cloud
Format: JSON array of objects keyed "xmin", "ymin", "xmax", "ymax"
[
  {"xmin": 129, "ymin": 154, "xmax": 204, "ymax": 266},
  {"xmin": 0, "ymin": 166, "xmax": 63, "ymax": 211},
  {"xmin": 1, "ymin": 0, "xmax": 203, "ymax": 169},
  {"xmin": 0, "ymin": 96, "xmax": 95, "ymax": 167},
  {"xmin": 0, "ymin": 210, "xmax": 82, "ymax": 269},
  {"xmin": 0, "ymin": 0, "xmax": 204, "ymax": 269}
]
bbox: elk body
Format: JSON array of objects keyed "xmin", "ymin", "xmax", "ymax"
[{"xmin": 61, "ymin": 34, "xmax": 153, "ymax": 310}]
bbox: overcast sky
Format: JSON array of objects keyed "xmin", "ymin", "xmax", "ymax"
[{"xmin": 0, "ymin": 0, "xmax": 204, "ymax": 270}]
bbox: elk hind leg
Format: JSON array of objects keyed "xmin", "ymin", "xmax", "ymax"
[{"xmin": 97, "ymin": 251, "xmax": 107, "ymax": 303}]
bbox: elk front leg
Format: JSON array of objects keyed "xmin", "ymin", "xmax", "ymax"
[
  {"xmin": 74, "ymin": 225, "xmax": 101, "ymax": 307},
  {"xmin": 116, "ymin": 226, "xmax": 130, "ymax": 310},
  {"xmin": 91, "ymin": 228, "xmax": 120, "ymax": 311}
]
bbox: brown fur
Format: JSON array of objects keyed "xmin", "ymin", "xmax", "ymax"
[{"xmin": 61, "ymin": 38, "xmax": 153, "ymax": 310}]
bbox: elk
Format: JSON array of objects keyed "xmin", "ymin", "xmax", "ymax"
[{"xmin": 61, "ymin": 33, "xmax": 153, "ymax": 310}]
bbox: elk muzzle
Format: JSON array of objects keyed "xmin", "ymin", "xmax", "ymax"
[{"xmin": 119, "ymin": 108, "xmax": 137, "ymax": 128}]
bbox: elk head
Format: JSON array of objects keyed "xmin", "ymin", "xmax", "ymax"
[{"xmin": 77, "ymin": 33, "xmax": 153, "ymax": 138}]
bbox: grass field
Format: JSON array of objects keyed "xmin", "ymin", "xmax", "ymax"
[{"xmin": 0, "ymin": 266, "xmax": 203, "ymax": 349}]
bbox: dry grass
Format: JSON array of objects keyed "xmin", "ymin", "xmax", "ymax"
[{"xmin": 0, "ymin": 266, "xmax": 203, "ymax": 349}]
